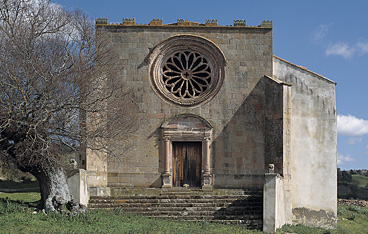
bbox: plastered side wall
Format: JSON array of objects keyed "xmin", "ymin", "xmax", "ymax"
[
  {"xmin": 273, "ymin": 57, "xmax": 337, "ymax": 228},
  {"xmin": 101, "ymin": 26, "xmax": 273, "ymax": 188}
]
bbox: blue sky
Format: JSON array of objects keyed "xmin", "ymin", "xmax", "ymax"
[{"xmin": 52, "ymin": 0, "xmax": 368, "ymax": 170}]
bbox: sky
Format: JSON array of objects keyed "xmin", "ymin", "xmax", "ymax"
[{"xmin": 52, "ymin": 0, "xmax": 368, "ymax": 170}]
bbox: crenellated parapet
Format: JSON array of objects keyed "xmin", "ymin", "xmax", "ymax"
[
  {"xmin": 96, "ymin": 18, "xmax": 108, "ymax": 25},
  {"xmin": 95, "ymin": 18, "xmax": 272, "ymax": 28},
  {"xmin": 122, "ymin": 18, "xmax": 135, "ymax": 26},
  {"xmin": 205, "ymin": 19, "xmax": 218, "ymax": 26},
  {"xmin": 234, "ymin": 19, "xmax": 246, "ymax": 27},
  {"xmin": 149, "ymin": 19, "xmax": 163, "ymax": 26},
  {"xmin": 176, "ymin": 19, "xmax": 202, "ymax": 26},
  {"xmin": 260, "ymin": 20, "xmax": 272, "ymax": 28}
]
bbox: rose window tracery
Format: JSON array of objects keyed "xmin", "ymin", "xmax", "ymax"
[
  {"xmin": 149, "ymin": 35, "xmax": 226, "ymax": 107},
  {"xmin": 162, "ymin": 51, "xmax": 213, "ymax": 99}
]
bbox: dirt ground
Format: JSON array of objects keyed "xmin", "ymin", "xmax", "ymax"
[{"xmin": 338, "ymin": 198, "xmax": 368, "ymax": 207}]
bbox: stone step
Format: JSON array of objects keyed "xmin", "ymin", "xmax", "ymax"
[
  {"xmin": 89, "ymin": 193, "xmax": 263, "ymax": 230},
  {"xmin": 90, "ymin": 194, "xmax": 261, "ymax": 200},
  {"xmin": 145, "ymin": 215, "xmax": 263, "ymax": 221},
  {"xmin": 90, "ymin": 196, "xmax": 260, "ymax": 200},
  {"xmin": 90, "ymin": 206, "xmax": 261, "ymax": 213},
  {"xmin": 89, "ymin": 205, "xmax": 262, "ymax": 214},
  {"xmin": 89, "ymin": 203, "xmax": 262, "ymax": 208},
  {"xmin": 109, "ymin": 188, "xmax": 263, "ymax": 197},
  {"xmin": 89, "ymin": 203, "xmax": 262, "ymax": 209},
  {"xmin": 89, "ymin": 203, "xmax": 262, "ymax": 211},
  {"xmin": 89, "ymin": 200, "xmax": 262, "ymax": 207}
]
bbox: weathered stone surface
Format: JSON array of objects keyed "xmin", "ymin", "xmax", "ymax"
[
  {"xmin": 89, "ymin": 189, "xmax": 263, "ymax": 230},
  {"xmin": 273, "ymin": 57, "xmax": 337, "ymax": 229},
  {"xmin": 98, "ymin": 24, "xmax": 272, "ymax": 189},
  {"xmin": 83, "ymin": 19, "xmax": 337, "ymax": 231}
]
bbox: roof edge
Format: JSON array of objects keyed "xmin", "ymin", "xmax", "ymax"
[
  {"xmin": 273, "ymin": 55, "xmax": 337, "ymax": 85},
  {"xmin": 264, "ymin": 75, "xmax": 293, "ymax": 86}
]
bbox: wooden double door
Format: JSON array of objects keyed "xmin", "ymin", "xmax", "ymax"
[{"xmin": 172, "ymin": 142, "xmax": 202, "ymax": 187}]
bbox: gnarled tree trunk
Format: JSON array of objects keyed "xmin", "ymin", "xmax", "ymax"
[{"xmin": 30, "ymin": 166, "xmax": 70, "ymax": 211}]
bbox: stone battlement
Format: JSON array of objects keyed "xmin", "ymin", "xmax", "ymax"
[{"xmin": 95, "ymin": 18, "xmax": 272, "ymax": 28}]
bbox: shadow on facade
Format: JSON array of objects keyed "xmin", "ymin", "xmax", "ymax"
[{"xmin": 212, "ymin": 78, "xmax": 266, "ymax": 189}]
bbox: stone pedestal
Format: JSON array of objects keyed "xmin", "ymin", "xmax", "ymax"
[
  {"xmin": 263, "ymin": 173, "xmax": 291, "ymax": 233},
  {"xmin": 202, "ymin": 173, "xmax": 213, "ymax": 190},
  {"xmin": 67, "ymin": 169, "xmax": 89, "ymax": 205},
  {"xmin": 162, "ymin": 173, "xmax": 172, "ymax": 188}
]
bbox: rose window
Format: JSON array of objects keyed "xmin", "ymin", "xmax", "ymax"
[
  {"xmin": 149, "ymin": 35, "xmax": 226, "ymax": 107},
  {"xmin": 162, "ymin": 51, "xmax": 213, "ymax": 99}
]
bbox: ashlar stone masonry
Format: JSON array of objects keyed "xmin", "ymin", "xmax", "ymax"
[{"xmin": 81, "ymin": 18, "xmax": 337, "ymax": 232}]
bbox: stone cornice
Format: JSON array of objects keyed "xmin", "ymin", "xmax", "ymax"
[{"xmin": 96, "ymin": 18, "xmax": 272, "ymax": 29}]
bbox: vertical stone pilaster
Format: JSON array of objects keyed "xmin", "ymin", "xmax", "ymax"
[
  {"xmin": 162, "ymin": 137, "xmax": 172, "ymax": 188},
  {"xmin": 202, "ymin": 137, "xmax": 213, "ymax": 190},
  {"xmin": 164, "ymin": 137, "xmax": 170, "ymax": 174},
  {"xmin": 203, "ymin": 137, "xmax": 211, "ymax": 174}
]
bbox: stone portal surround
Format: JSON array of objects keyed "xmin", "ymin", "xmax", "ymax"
[{"xmin": 161, "ymin": 115, "xmax": 213, "ymax": 189}]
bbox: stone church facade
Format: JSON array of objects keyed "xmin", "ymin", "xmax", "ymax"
[{"xmin": 83, "ymin": 18, "xmax": 337, "ymax": 231}]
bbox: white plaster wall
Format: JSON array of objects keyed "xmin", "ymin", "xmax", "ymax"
[{"xmin": 273, "ymin": 57, "xmax": 337, "ymax": 228}]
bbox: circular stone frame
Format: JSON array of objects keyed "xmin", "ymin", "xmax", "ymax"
[{"xmin": 149, "ymin": 35, "xmax": 226, "ymax": 107}]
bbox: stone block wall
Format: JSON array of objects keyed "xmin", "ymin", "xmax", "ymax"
[{"xmin": 98, "ymin": 24, "xmax": 273, "ymax": 189}]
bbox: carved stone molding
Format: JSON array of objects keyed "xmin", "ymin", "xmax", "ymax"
[
  {"xmin": 161, "ymin": 114, "xmax": 213, "ymax": 189},
  {"xmin": 162, "ymin": 173, "xmax": 172, "ymax": 188},
  {"xmin": 149, "ymin": 35, "xmax": 226, "ymax": 107},
  {"xmin": 202, "ymin": 173, "xmax": 213, "ymax": 190}
]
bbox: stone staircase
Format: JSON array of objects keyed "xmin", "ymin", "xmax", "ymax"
[{"xmin": 89, "ymin": 189, "xmax": 263, "ymax": 230}]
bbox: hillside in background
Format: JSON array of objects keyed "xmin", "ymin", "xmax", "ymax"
[{"xmin": 338, "ymin": 169, "xmax": 368, "ymax": 200}]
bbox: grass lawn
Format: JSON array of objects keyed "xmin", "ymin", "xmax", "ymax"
[
  {"xmin": 1, "ymin": 192, "xmax": 368, "ymax": 233},
  {"xmin": 0, "ymin": 180, "xmax": 39, "ymax": 192},
  {"xmin": 0, "ymin": 192, "xmax": 262, "ymax": 234}
]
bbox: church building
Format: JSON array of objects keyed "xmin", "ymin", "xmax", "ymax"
[{"xmin": 81, "ymin": 18, "xmax": 337, "ymax": 232}]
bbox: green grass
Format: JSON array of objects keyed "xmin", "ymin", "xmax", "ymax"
[
  {"xmin": 2, "ymin": 192, "xmax": 368, "ymax": 234},
  {"xmin": 0, "ymin": 179, "xmax": 39, "ymax": 192},
  {"xmin": 352, "ymin": 174, "xmax": 368, "ymax": 188},
  {"xmin": 276, "ymin": 204, "xmax": 368, "ymax": 234},
  {"xmin": 1, "ymin": 208, "xmax": 262, "ymax": 234},
  {"xmin": 0, "ymin": 193, "xmax": 262, "ymax": 234},
  {"xmin": 0, "ymin": 192, "xmax": 40, "ymax": 204}
]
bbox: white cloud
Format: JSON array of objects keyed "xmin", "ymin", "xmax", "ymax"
[
  {"xmin": 326, "ymin": 41, "xmax": 368, "ymax": 59},
  {"xmin": 326, "ymin": 43, "xmax": 355, "ymax": 59},
  {"xmin": 313, "ymin": 24, "xmax": 329, "ymax": 44},
  {"xmin": 337, "ymin": 114, "xmax": 368, "ymax": 136},
  {"xmin": 345, "ymin": 137, "xmax": 363, "ymax": 145},
  {"xmin": 337, "ymin": 153, "xmax": 355, "ymax": 165},
  {"xmin": 356, "ymin": 41, "xmax": 368, "ymax": 55}
]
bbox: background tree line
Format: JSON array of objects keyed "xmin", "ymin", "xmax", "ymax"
[{"xmin": 338, "ymin": 168, "xmax": 368, "ymax": 200}]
